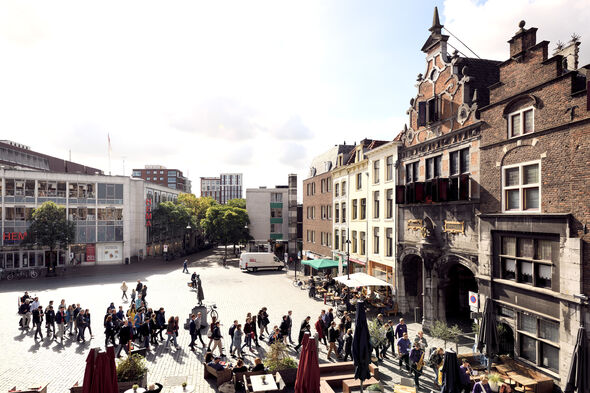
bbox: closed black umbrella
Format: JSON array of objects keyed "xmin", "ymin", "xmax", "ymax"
[
  {"xmin": 352, "ymin": 301, "xmax": 371, "ymax": 392},
  {"xmin": 565, "ymin": 326, "xmax": 589, "ymax": 393},
  {"xmin": 477, "ymin": 297, "xmax": 499, "ymax": 372},
  {"xmin": 441, "ymin": 349, "xmax": 461, "ymax": 393}
]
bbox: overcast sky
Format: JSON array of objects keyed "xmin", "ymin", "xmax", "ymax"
[{"xmin": 1, "ymin": 0, "xmax": 588, "ymax": 195}]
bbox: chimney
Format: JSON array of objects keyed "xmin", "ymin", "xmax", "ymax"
[
  {"xmin": 553, "ymin": 36, "xmax": 581, "ymax": 71},
  {"xmin": 508, "ymin": 21, "xmax": 538, "ymax": 58}
]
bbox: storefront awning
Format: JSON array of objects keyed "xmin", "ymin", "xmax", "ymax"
[
  {"xmin": 302, "ymin": 259, "xmax": 346, "ymax": 270},
  {"xmin": 335, "ymin": 272, "xmax": 393, "ymax": 288}
]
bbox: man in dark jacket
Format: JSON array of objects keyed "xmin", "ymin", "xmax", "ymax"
[
  {"xmin": 189, "ymin": 314, "xmax": 198, "ymax": 350},
  {"xmin": 32, "ymin": 306, "xmax": 44, "ymax": 340},
  {"xmin": 286, "ymin": 310, "xmax": 294, "ymax": 344},
  {"xmin": 279, "ymin": 316, "xmax": 290, "ymax": 345},
  {"xmin": 228, "ymin": 320, "xmax": 238, "ymax": 355},
  {"xmin": 77, "ymin": 310, "xmax": 87, "ymax": 342},
  {"xmin": 56, "ymin": 306, "xmax": 65, "ymax": 343},
  {"xmin": 117, "ymin": 320, "xmax": 133, "ymax": 357},
  {"xmin": 156, "ymin": 308, "xmax": 166, "ymax": 341},
  {"xmin": 294, "ymin": 316, "xmax": 311, "ymax": 351},
  {"xmin": 45, "ymin": 305, "xmax": 56, "ymax": 338},
  {"xmin": 19, "ymin": 300, "xmax": 31, "ymax": 329}
]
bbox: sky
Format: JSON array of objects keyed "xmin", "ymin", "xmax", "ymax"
[{"xmin": 0, "ymin": 0, "xmax": 588, "ymax": 196}]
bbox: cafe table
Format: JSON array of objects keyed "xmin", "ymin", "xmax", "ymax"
[{"xmin": 250, "ymin": 374, "xmax": 278, "ymax": 392}]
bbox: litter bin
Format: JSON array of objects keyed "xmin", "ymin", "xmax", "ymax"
[{"xmin": 125, "ymin": 257, "xmax": 129, "ymax": 265}]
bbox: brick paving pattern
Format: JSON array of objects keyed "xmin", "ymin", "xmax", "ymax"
[{"xmin": 0, "ymin": 248, "xmax": 473, "ymax": 393}]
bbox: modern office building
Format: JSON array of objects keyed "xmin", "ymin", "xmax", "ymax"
[
  {"xmin": 246, "ymin": 174, "xmax": 297, "ymax": 257},
  {"xmin": 0, "ymin": 140, "xmax": 103, "ymax": 175},
  {"xmin": 200, "ymin": 173, "xmax": 243, "ymax": 204},
  {"xmin": 132, "ymin": 165, "xmax": 191, "ymax": 193},
  {"xmin": 0, "ymin": 168, "xmax": 180, "ymax": 269}
]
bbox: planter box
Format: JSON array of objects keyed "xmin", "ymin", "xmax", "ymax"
[
  {"xmin": 277, "ymin": 368, "xmax": 298, "ymax": 386},
  {"xmin": 118, "ymin": 375, "xmax": 147, "ymax": 393}
]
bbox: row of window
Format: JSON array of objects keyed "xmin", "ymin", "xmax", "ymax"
[
  {"xmin": 305, "ymin": 179, "xmax": 333, "ymax": 196},
  {"xmin": 332, "ymin": 227, "xmax": 394, "ymax": 257},
  {"xmin": 305, "ymin": 231, "xmax": 333, "ymax": 247},
  {"xmin": 371, "ymin": 155, "xmax": 395, "ymax": 184},
  {"xmin": 498, "ymin": 305, "xmax": 559, "ymax": 373},
  {"xmin": 0, "ymin": 147, "xmax": 50, "ymax": 170},
  {"xmin": 146, "ymin": 177, "xmax": 178, "ymax": 183},
  {"xmin": 498, "ymin": 234, "xmax": 554, "ymax": 289},
  {"xmin": 405, "ymin": 148, "xmax": 470, "ymax": 183}
]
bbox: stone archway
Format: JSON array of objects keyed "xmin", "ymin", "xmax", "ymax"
[
  {"xmin": 440, "ymin": 263, "xmax": 477, "ymax": 329},
  {"xmin": 399, "ymin": 254, "xmax": 423, "ymax": 317}
]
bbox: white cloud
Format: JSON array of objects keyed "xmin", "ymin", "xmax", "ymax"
[
  {"xmin": 272, "ymin": 115, "xmax": 313, "ymax": 140},
  {"xmin": 442, "ymin": 0, "xmax": 590, "ymax": 66}
]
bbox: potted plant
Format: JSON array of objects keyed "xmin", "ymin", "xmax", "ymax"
[
  {"xmin": 368, "ymin": 319, "xmax": 388, "ymax": 362},
  {"xmin": 487, "ymin": 373, "xmax": 503, "ymax": 392},
  {"xmin": 263, "ymin": 342, "xmax": 298, "ymax": 386},
  {"xmin": 116, "ymin": 354, "xmax": 148, "ymax": 393},
  {"xmin": 367, "ymin": 383, "xmax": 384, "ymax": 391},
  {"xmin": 132, "ymin": 385, "xmax": 139, "ymax": 393}
]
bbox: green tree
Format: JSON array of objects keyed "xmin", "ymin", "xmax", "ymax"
[
  {"xmin": 151, "ymin": 201, "xmax": 194, "ymax": 246},
  {"xmin": 226, "ymin": 198, "xmax": 246, "ymax": 209},
  {"xmin": 430, "ymin": 320, "xmax": 463, "ymax": 350},
  {"xmin": 23, "ymin": 201, "xmax": 75, "ymax": 273},
  {"xmin": 200, "ymin": 205, "xmax": 250, "ymax": 258},
  {"xmin": 177, "ymin": 194, "xmax": 218, "ymax": 225}
]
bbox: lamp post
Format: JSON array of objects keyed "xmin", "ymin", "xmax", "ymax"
[
  {"xmin": 184, "ymin": 224, "xmax": 191, "ymax": 253},
  {"xmin": 346, "ymin": 228, "xmax": 351, "ymax": 280}
]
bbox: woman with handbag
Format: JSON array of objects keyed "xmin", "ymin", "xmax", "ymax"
[{"xmin": 165, "ymin": 316, "xmax": 179, "ymax": 349}]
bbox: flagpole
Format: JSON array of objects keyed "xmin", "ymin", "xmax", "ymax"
[{"xmin": 108, "ymin": 134, "xmax": 112, "ymax": 175}]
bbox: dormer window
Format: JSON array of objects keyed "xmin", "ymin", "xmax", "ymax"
[
  {"xmin": 417, "ymin": 96, "xmax": 440, "ymax": 126},
  {"xmin": 509, "ymin": 107, "xmax": 534, "ymax": 138}
]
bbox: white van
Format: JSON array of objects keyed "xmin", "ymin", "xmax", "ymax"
[{"xmin": 239, "ymin": 252, "xmax": 284, "ymax": 272}]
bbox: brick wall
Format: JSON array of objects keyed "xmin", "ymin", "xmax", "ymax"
[{"xmin": 302, "ymin": 172, "xmax": 334, "ymax": 257}]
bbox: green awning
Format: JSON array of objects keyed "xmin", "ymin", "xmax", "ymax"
[{"xmin": 301, "ymin": 258, "xmax": 346, "ymax": 270}]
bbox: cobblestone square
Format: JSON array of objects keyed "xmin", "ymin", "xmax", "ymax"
[{"xmin": 0, "ymin": 248, "xmax": 472, "ymax": 393}]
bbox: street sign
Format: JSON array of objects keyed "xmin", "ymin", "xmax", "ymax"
[{"xmin": 469, "ymin": 291, "xmax": 479, "ymax": 312}]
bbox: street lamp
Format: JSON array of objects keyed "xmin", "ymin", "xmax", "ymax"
[{"xmin": 346, "ymin": 228, "xmax": 351, "ymax": 280}]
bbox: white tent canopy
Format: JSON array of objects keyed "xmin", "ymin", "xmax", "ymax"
[{"xmin": 335, "ymin": 272, "xmax": 393, "ymax": 288}]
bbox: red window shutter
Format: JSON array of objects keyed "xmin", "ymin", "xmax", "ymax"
[
  {"xmin": 459, "ymin": 174, "xmax": 470, "ymax": 200},
  {"xmin": 438, "ymin": 178, "xmax": 449, "ymax": 202},
  {"xmin": 396, "ymin": 185, "xmax": 405, "ymax": 204},
  {"xmin": 415, "ymin": 182, "xmax": 425, "ymax": 203}
]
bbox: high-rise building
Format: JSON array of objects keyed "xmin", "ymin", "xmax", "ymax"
[
  {"xmin": 131, "ymin": 165, "xmax": 191, "ymax": 193},
  {"xmin": 200, "ymin": 173, "xmax": 242, "ymax": 203}
]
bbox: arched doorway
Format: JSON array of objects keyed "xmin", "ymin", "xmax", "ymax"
[
  {"xmin": 444, "ymin": 263, "xmax": 477, "ymax": 328},
  {"xmin": 498, "ymin": 322, "xmax": 515, "ymax": 357},
  {"xmin": 401, "ymin": 255, "xmax": 423, "ymax": 316}
]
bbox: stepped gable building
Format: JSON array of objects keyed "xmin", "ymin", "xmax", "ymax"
[
  {"xmin": 394, "ymin": 7, "xmax": 500, "ymax": 327},
  {"xmin": 478, "ymin": 21, "xmax": 589, "ymax": 382},
  {"xmin": 302, "ymin": 144, "xmax": 354, "ymax": 262}
]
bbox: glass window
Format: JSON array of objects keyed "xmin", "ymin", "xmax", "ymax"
[
  {"xmin": 518, "ymin": 238, "xmax": 534, "ymax": 258},
  {"xmin": 360, "ymin": 199, "xmax": 366, "ymax": 220},
  {"xmin": 360, "ymin": 232, "xmax": 366, "ymax": 255},
  {"xmin": 519, "ymin": 261, "xmax": 533, "ymax": 284},
  {"xmin": 373, "ymin": 160, "xmax": 380, "ymax": 183},
  {"xmin": 373, "ymin": 227, "xmax": 379, "ymax": 253},
  {"xmin": 352, "ymin": 200, "xmax": 358, "ymax": 220},
  {"xmin": 426, "ymin": 155, "xmax": 442, "ymax": 179},
  {"xmin": 502, "ymin": 259, "xmax": 517, "ymax": 280},
  {"xmin": 502, "ymin": 237, "xmax": 516, "ymax": 256},
  {"xmin": 523, "ymin": 164, "xmax": 539, "ymax": 184},
  {"xmin": 536, "ymin": 240, "xmax": 552, "ymax": 260},
  {"xmin": 505, "ymin": 168, "xmax": 520, "ymax": 187},
  {"xmin": 511, "ymin": 113, "xmax": 522, "ymax": 136},
  {"xmin": 536, "ymin": 264, "xmax": 552, "ymax": 288},
  {"xmin": 520, "ymin": 334, "xmax": 536, "ymax": 362},
  {"xmin": 523, "ymin": 109, "xmax": 534, "ymax": 134},
  {"xmin": 373, "ymin": 191, "xmax": 380, "ymax": 218},
  {"xmin": 352, "ymin": 231, "xmax": 357, "ymax": 253},
  {"xmin": 386, "ymin": 228, "xmax": 393, "ymax": 257},
  {"xmin": 386, "ymin": 156, "xmax": 393, "ymax": 181},
  {"xmin": 539, "ymin": 320, "xmax": 559, "ymax": 343},
  {"xmin": 499, "ymin": 306, "xmax": 515, "ymax": 318},
  {"xmin": 386, "ymin": 189, "xmax": 393, "ymax": 219},
  {"xmin": 541, "ymin": 343, "xmax": 559, "ymax": 371},
  {"xmin": 503, "ymin": 163, "xmax": 540, "ymax": 212},
  {"xmin": 520, "ymin": 314, "xmax": 537, "ymax": 335}
]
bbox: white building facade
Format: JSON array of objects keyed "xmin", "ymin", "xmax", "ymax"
[{"xmin": 0, "ymin": 168, "xmax": 180, "ymax": 269}]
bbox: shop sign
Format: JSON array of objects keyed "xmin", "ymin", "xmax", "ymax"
[
  {"xmin": 443, "ymin": 220, "xmax": 465, "ymax": 234},
  {"xmin": 103, "ymin": 245, "xmax": 121, "ymax": 261},
  {"xmin": 145, "ymin": 199, "xmax": 152, "ymax": 227},
  {"xmin": 3, "ymin": 231, "xmax": 27, "ymax": 241},
  {"xmin": 86, "ymin": 244, "xmax": 96, "ymax": 262}
]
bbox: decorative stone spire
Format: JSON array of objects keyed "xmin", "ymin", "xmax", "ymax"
[{"xmin": 429, "ymin": 6, "xmax": 443, "ymax": 34}]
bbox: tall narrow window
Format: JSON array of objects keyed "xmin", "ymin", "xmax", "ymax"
[
  {"xmin": 386, "ymin": 189, "xmax": 393, "ymax": 219},
  {"xmin": 373, "ymin": 191, "xmax": 380, "ymax": 219},
  {"xmin": 386, "ymin": 228, "xmax": 393, "ymax": 257},
  {"xmin": 503, "ymin": 162, "xmax": 540, "ymax": 212},
  {"xmin": 352, "ymin": 199, "xmax": 358, "ymax": 220},
  {"xmin": 373, "ymin": 160, "xmax": 380, "ymax": 183},
  {"xmin": 509, "ymin": 107, "xmax": 534, "ymax": 137},
  {"xmin": 360, "ymin": 199, "xmax": 366, "ymax": 220},
  {"xmin": 373, "ymin": 227, "xmax": 380, "ymax": 254},
  {"xmin": 386, "ymin": 155, "xmax": 393, "ymax": 181}
]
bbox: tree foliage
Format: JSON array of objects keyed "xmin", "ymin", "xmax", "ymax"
[
  {"xmin": 429, "ymin": 320, "xmax": 462, "ymax": 349},
  {"xmin": 177, "ymin": 193, "xmax": 218, "ymax": 224},
  {"xmin": 24, "ymin": 201, "xmax": 75, "ymax": 251},
  {"xmin": 200, "ymin": 205, "xmax": 250, "ymax": 255},
  {"xmin": 151, "ymin": 201, "xmax": 194, "ymax": 242},
  {"xmin": 226, "ymin": 198, "xmax": 246, "ymax": 209}
]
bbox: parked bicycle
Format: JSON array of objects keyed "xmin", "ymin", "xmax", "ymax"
[
  {"xmin": 4, "ymin": 269, "xmax": 40, "ymax": 281},
  {"xmin": 207, "ymin": 303, "xmax": 218, "ymax": 320},
  {"xmin": 292, "ymin": 278, "xmax": 307, "ymax": 290}
]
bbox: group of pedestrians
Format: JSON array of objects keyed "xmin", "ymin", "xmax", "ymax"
[
  {"xmin": 17, "ymin": 291, "xmax": 94, "ymax": 344},
  {"xmin": 109, "ymin": 279, "xmax": 183, "ymax": 357}
]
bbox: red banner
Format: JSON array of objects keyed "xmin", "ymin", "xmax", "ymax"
[{"xmin": 86, "ymin": 244, "xmax": 96, "ymax": 262}]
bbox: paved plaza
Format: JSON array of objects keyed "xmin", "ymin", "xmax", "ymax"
[{"xmin": 0, "ymin": 248, "xmax": 473, "ymax": 393}]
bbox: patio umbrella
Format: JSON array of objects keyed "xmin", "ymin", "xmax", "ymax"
[
  {"xmin": 441, "ymin": 349, "xmax": 461, "ymax": 393},
  {"xmin": 565, "ymin": 326, "xmax": 589, "ymax": 393},
  {"xmin": 91, "ymin": 352, "xmax": 109, "ymax": 393},
  {"xmin": 294, "ymin": 333, "xmax": 311, "ymax": 393},
  {"xmin": 106, "ymin": 346, "xmax": 119, "ymax": 393},
  {"xmin": 82, "ymin": 348, "xmax": 97, "ymax": 393},
  {"xmin": 301, "ymin": 335, "xmax": 321, "ymax": 393},
  {"xmin": 352, "ymin": 301, "xmax": 371, "ymax": 392},
  {"xmin": 477, "ymin": 298, "xmax": 499, "ymax": 372}
]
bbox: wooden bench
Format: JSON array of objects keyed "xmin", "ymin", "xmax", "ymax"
[
  {"xmin": 320, "ymin": 380, "xmax": 335, "ymax": 393},
  {"xmin": 319, "ymin": 361, "xmax": 355, "ymax": 373},
  {"xmin": 342, "ymin": 377, "xmax": 380, "ymax": 393},
  {"xmin": 203, "ymin": 362, "xmax": 233, "ymax": 386},
  {"xmin": 320, "ymin": 362, "xmax": 379, "ymax": 388}
]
